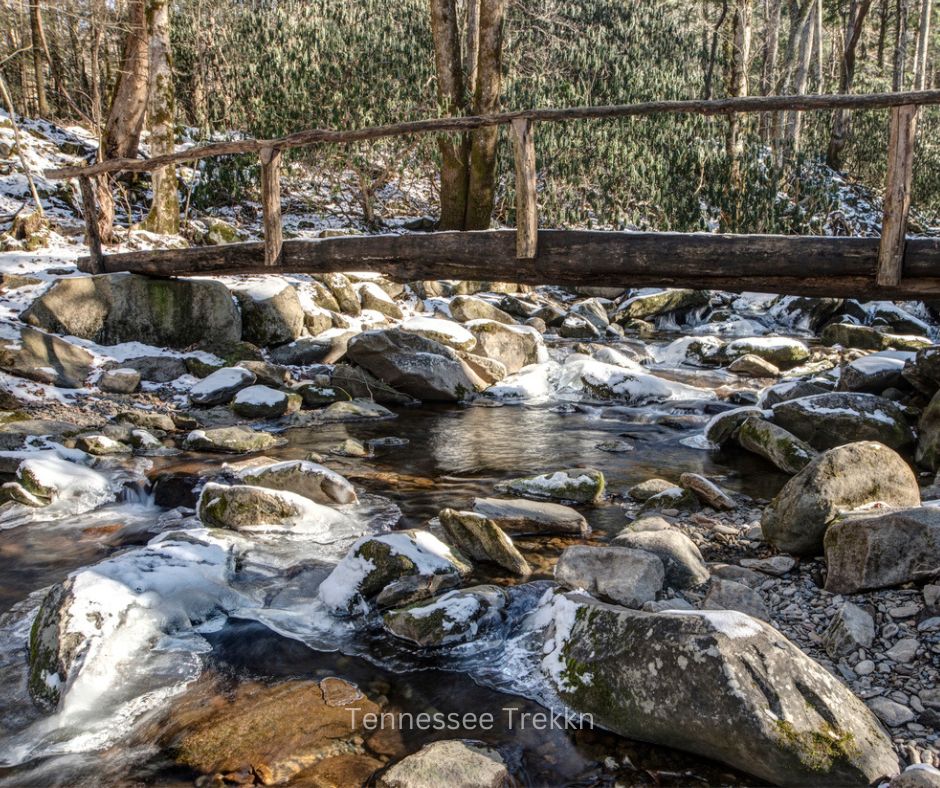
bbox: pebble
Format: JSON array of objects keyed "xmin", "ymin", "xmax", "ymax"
[{"xmin": 856, "ymin": 660, "xmax": 876, "ymax": 676}]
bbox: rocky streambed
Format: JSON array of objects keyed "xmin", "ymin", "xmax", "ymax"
[{"xmin": 1, "ymin": 259, "xmax": 940, "ymax": 787}]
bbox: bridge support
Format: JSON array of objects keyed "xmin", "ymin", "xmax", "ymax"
[
  {"xmin": 259, "ymin": 146, "xmax": 283, "ymax": 266},
  {"xmin": 78, "ymin": 176, "xmax": 104, "ymax": 274},
  {"xmin": 511, "ymin": 118, "xmax": 538, "ymax": 259},
  {"xmin": 877, "ymin": 104, "xmax": 918, "ymax": 287}
]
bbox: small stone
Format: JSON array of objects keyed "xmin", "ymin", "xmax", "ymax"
[
  {"xmin": 75, "ymin": 434, "xmax": 131, "ymax": 456},
  {"xmin": 886, "ymin": 638, "xmax": 920, "ymax": 663},
  {"xmin": 890, "ymin": 603, "xmax": 922, "ymax": 619},
  {"xmin": 331, "ymin": 438, "xmax": 371, "ymax": 457},
  {"xmin": 855, "ymin": 659, "xmax": 876, "ymax": 676},
  {"xmin": 728, "ymin": 353, "xmax": 780, "ymax": 378},
  {"xmin": 739, "ymin": 555, "xmax": 797, "ymax": 576},
  {"xmin": 867, "ymin": 696, "xmax": 915, "ymax": 727},
  {"xmin": 99, "ymin": 367, "xmax": 141, "ymax": 394},
  {"xmin": 377, "ymin": 739, "xmax": 508, "ymax": 788},
  {"xmin": 823, "ymin": 602, "xmax": 875, "ymax": 658},
  {"xmin": 890, "ymin": 764, "xmax": 940, "ymax": 788}
]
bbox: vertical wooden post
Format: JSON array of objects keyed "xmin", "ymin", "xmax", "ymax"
[
  {"xmin": 510, "ymin": 118, "xmax": 538, "ymax": 259},
  {"xmin": 78, "ymin": 176, "xmax": 104, "ymax": 274},
  {"xmin": 259, "ymin": 146, "xmax": 283, "ymax": 266},
  {"xmin": 877, "ymin": 104, "xmax": 918, "ymax": 287}
]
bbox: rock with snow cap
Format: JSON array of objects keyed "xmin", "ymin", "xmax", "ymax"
[
  {"xmin": 189, "ymin": 367, "xmax": 256, "ymax": 407},
  {"xmin": 495, "ymin": 468, "xmax": 605, "ymax": 504},
  {"xmin": 235, "ymin": 459, "xmax": 358, "ymax": 505},
  {"xmin": 383, "ymin": 585, "xmax": 509, "ymax": 647},
  {"xmin": 231, "ymin": 385, "xmax": 300, "ymax": 419}
]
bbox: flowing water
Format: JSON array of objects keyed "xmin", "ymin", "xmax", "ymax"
[{"xmin": 0, "ymin": 374, "xmax": 790, "ymax": 786}]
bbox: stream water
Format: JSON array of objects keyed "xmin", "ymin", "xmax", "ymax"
[{"xmin": 0, "ymin": 360, "xmax": 793, "ymax": 787}]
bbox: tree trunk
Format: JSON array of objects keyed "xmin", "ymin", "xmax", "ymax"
[
  {"xmin": 771, "ymin": 0, "xmax": 815, "ymax": 155},
  {"xmin": 429, "ymin": 0, "xmax": 470, "ymax": 230},
  {"xmin": 913, "ymin": 0, "xmax": 933, "ymax": 89},
  {"xmin": 760, "ymin": 0, "xmax": 782, "ymax": 138},
  {"xmin": 102, "ymin": 0, "xmax": 150, "ymax": 160},
  {"xmin": 782, "ymin": 0, "xmax": 817, "ymax": 153},
  {"xmin": 814, "ymin": 0, "xmax": 824, "ymax": 90},
  {"xmin": 827, "ymin": 0, "xmax": 873, "ymax": 168},
  {"xmin": 29, "ymin": 1, "xmax": 49, "ymax": 117},
  {"xmin": 893, "ymin": 0, "xmax": 912, "ymax": 90},
  {"xmin": 726, "ymin": 0, "xmax": 753, "ymax": 204},
  {"xmin": 141, "ymin": 0, "xmax": 179, "ymax": 234},
  {"xmin": 464, "ymin": 0, "xmax": 506, "ymax": 230}
]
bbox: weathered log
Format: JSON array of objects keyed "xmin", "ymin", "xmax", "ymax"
[
  {"xmin": 877, "ymin": 104, "xmax": 918, "ymax": 287},
  {"xmin": 511, "ymin": 118, "xmax": 538, "ymax": 259},
  {"xmin": 259, "ymin": 146, "xmax": 283, "ymax": 266},
  {"xmin": 78, "ymin": 176, "xmax": 103, "ymax": 274},
  {"xmin": 46, "ymin": 89, "xmax": 940, "ymax": 180},
  {"xmin": 74, "ymin": 229, "xmax": 940, "ymax": 299}
]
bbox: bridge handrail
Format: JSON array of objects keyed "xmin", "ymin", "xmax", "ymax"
[{"xmin": 44, "ymin": 89, "xmax": 940, "ymax": 284}]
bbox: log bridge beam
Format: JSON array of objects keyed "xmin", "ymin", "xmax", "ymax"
[{"xmin": 76, "ymin": 230, "xmax": 940, "ymax": 300}]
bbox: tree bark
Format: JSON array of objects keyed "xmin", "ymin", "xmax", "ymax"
[
  {"xmin": 141, "ymin": 0, "xmax": 179, "ymax": 234},
  {"xmin": 913, "ymin": 0, "xmax": 933, "ymax": 89},
  {"xmin": 782, "ymin": 0, "xmax": 817, "ymax": 153},
  {"xmin": 760, "ymin": 0, "xmax": 782, "ymax": 138},
  {"xmin": 29, "ymin": 0, "xmax": 49, "ymax": 117},
  {"xmin": 827, "ymin": 0, "xmax": 873, "ymax": 168},
  {"xmin": 893, "ymin": 0, "xmax": 912, "ymax": 90},
  {"xmin": 102, "ymin": 0, "xmax": 150, "ymax": 160},
  {"xmin": 464, "ymin": 0, "xmax": 506, "ymax": 230},
  {"xmin": 429, "ymin": 0, "xmax": 470, "ymax": 230},
  {"xmin": 726, "ymin": 0, "xmax": 753, "ymax": 214}
]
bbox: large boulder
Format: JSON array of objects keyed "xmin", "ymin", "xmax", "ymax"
[
  {"xmin": 398, "ymin": 316, "xmax": 476, "ymax": 351},
  {"xmin": 903, "ymin": 345, "xmax": 940, "ymax": 396},
  {"xmin": 197, "ymin": 482, "xmax": 353, "ymax": 534},
  {"xmin": 183, "ymin": 426, "xmax": 284, "ymax": 454},
  {"xmin": 723, "ymin": 337, "xmax": 810, "ymax": 369},
  {"xmin": 471, "ymin": 497, "xmax": 589, "ymax": 536},
  {"xmin": 449, "ymin": 295, "xmax": 516, "ymax": 325},
  {"xmin": 821, "ymin": 323, "xmax": 891, "ymax": 351},
  {"xmin": 231, "ymin": 385, "xmax": 300, "ymax": 419},
  {"xmin": 357, "ymin": 281, "xmax": 403, "ymax": 319},
  {"xmin": 824, "ymin": 507, "xmax": 940, "ymax": 593},
  {"xmin": 345, "ymin": 329, "xmax": 485, "ymax": 402},
  {"xmin": 12, "ymin": 326, "xmax": 94, "ymax": 388},
  {"xmin": 495, "ymin": 468, "xmax": 605, "ymax": 504},
  {"xmin": 189, "ymin": 367, "xmax": 255, "ymax": 406},
  {"xmin": 916, "ymin": 389, "xmax": 940, "ymax": 470},
  {"xmin": 837, "ymin": 353, "xmax": 908, "ymax": 393},
  {"xmin": 466, "ymin": 320, "xmax": 541, "ymax": 374},
  {"xmin": 734, "ymin": 416, "xmax": 817, "ymax": 475},
  {"xmin": 540, "ymin": 593, "xmax": 899, "ymax": 786},
  {"xmin": 613, "ymin": 528, "xmax": 709, "ymax": 589},
  {"xmin": 21, "ymin": 273, "xmax": 241, "ymax": 349},
  {"xmin": 555, "ymin": 546, "xmax": 664, "ymax": 608},
  {"xmin": 771, "ymin": 392, "xmax": 915, "ymax": 451},
  {"xmin": 613, "ymin": 289, "xmax": 708, "ymax": 321},
  {"xmin": 439, "ymin": 508, "xmax": 530, "ymax": 576},
  {"xmin": 231, "ymin": 279, "xmax": 304, "ymax": 347},
  {"xmin": 235, "ymin": 460, "xmax": 357, "ymax": 505},
  {"xmin": 761, "ymin": 441, "xmax": 920, "ymax": 555},
  {"xmin": 318, "ymin": 531, "xmax": 471, "ymax": 614}
]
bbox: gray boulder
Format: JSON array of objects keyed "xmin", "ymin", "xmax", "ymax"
[
  {"xmin": 614, "ymin": 528, "xmax": 709, "ymax": 589},
  {"xmin": 761, "ymin": 441, "xmax": 920, "ymax": 555},
  {"xmin": 495, "ymin": 468, "xmax": 604, "ymax": 504},
  {"xmin": 439, "ymin": 508, "xmax": 530, "ymax": 576},
  {"xmin": 723, "ymin": 337, "xmax": 810, "ymax": 369},
  {"xmin": 821, "ymin": 323, "xmax": 890, "ymax": 351},
  {"xmin": 231, "ymin": 385, "xmax": 300, "ymax": 419},
  {"xmin": 734, "ymin": 416, "xmax": 816, "ymax": 475},
  {"xmin": 837, "ymin": 353, "xmax": 907, "ymax": 393},
  {"xmin": 183, "ymin": 426, "xmax": 284, "ymax": 453},
  {"xmin": 449, "ymin": 295, "xmax": 515, "ymax": 324},
  {"xmin": 613, "ymin": 289, "xmax": 708, "ymax": 321},
  {"xmin": 12, "ymin": 327, "xmax": 94, "ymax": 388},
  {"xmin": 318, "ymin": 273, "xmax": 361, "ymax": 316},
  {"xmin": 541, "ymin": 593, "xmax": 900, "ymax": 786},
  {"xmin": 189, "ymin": 367, "xmax": 255, "ymax": 406},
  {"xmin": 903, "ymin": 345, "xmax": 940, "ymax": 396},
  {"xmin": 704, "ymin": 406, "xmax": 765, "ymax": 445},
  {"xmin": 198, "ymin": 482, "xmax": 351, "ymax": 532},
  {"xmin": 678, "ymin": 472, "xmax": 735, "ymax": 510},
  {"xmin": 917, "ymin": 389, "xmax": 940, "ymax": 470},
  {"xmin": 346, "ymin": 329, "xmax": 485, "ymax": 402},
  {"xmin": 703, "ymin": 578, "xmax": 770, "ymax": 620},
  {"xmin": 471, "ymin": 497, "xmax": 588, "ymax": 536},
  {"xmin": 232, "ymin": 279, "xmax": 304, "ymax": 347},
  {"xmin": 771, "ymin": 392, "xmax": 914, "ymax": 451},
  {"xmin": 377, "ymin": 739, "xmax": 508, "ymax": 788},
  {"xmin": 20, "ymin": 273, "xmax": 241, "ymax": 349},
  {"xmin": 121, "ymin": 355, "xmax": 189, "ymax": 382},
  {"xmin": 555, "ymin": 545, "xmax": 664, "ymax": 608},
  {"xmin": 467, "ymin": 320, "xmax": 541, "ymax": 374},
  {"xmin": 235, "ymin": 459, "xmax": 358, "ymax": 505},
  {"xmin": 98, "ymin": 368, "xmax": 141, "ymax": 394},
  {"xmin": 825, "ymin": 507, "xmax": 940, "ymax": 593}
]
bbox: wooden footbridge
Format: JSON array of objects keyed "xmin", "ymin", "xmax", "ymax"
[{"xmin": 46, "ymin": 90, "xmax": 940, "ymax": 300}]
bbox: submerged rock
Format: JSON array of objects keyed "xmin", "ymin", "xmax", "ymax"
[
  {"xmin": 439, "ymin": 508, "xmax": 530, "ymax": 576},
  {"xmin": 539, "ymin": 592, "xmax": 899, "ymax": 786},
  {"xmin": 346, "ymin": 329, "xmax": 484, "ymax": 402},
  {"xmin": 319, "ymin": 531, "xmax": 471, "ymax": 615},
  {"xmin": 495, "ymin": 468, "xmax": 604, "ymax": 504},
  {"xmin": 555, "ymin": 545, "xmax": 664, "ymax": 608},
  {"xmin": 825, "ymin": 507, "xmax": 940, "ymax": 593},
  {"xmin": 183, "ymin": 426, "xmax": 284, "ymax": 454},
  {"xmin": 771, "ymin": 392, "xmax": 915, "ymax": 451},
  {"xmin": 471, "ymin": 497, "xmax": 589, "ymax": 536},
  {"xmin": 378, "ymin": 739, "xmax": 509, "ymax": 788},
  {"xmin": 235, "ymin": 459, "xmax": 357, "ymax": 505},
  {"xmin": 198, "ymin": 482, "xmax": 353, "ymax": 533},
  {"xmin": 21, "ymin": 273, "xmax": 242, "ymax": 349},
  {"xmin": 383, "ymin": 585, "xmax": 508, "ymax": 647},
  {"xmin": 761, "ymin": 441, "xmax": 920, "ymax": 555}
]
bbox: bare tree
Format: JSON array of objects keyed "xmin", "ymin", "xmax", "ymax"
[
  {"xmin": 29, "ymin": 0, "xmax": 49, "ymax": 117},
  {"xmin": 827, "ymin": 0, "xmax": 874, "ymax": 168},
  {"xmin": 102, "ymin": 0, "xmax": 149, "ymax": 160},
  {"xmin": 141, "ymin": 0, "xmax": 179, "ymax": 234},
  {"xmin": 893, "ymin": 0, "xmax": 912, "ymax": 90},
  {"xmin": 913, "ymin": 0, "xmax": 933, "ymax": 89}
]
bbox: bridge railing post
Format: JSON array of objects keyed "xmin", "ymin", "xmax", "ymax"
[
  {"xmin": 877, "ymin": 104, "xmax": 918, "ymax": 287},
  {"xmin": 510, "ymin": 117, "xmax": 538, "ymax": 259},
  {"xmin": 260, "ymin": 146, "xmax": 283, "ymax": 266}
]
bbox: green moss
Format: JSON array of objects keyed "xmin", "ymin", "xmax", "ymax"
[{"xmin": 773, "ymin": 719, "xmax": 860, "ymax": 772}]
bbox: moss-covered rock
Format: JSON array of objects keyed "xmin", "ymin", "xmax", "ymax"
[
  {"xmin": 734, "ymin": 416, "xmax": 817, "ymax": 475},
  {"xmin": 183, "ymin": 426, "xmax": 285, "ymax": 454},
  {"xmin": 613, "ymin": 289, "xmax": 708, "ymax": 321},
  {"xmin": 539, "ymin": 592, "xmax": 899, "ymax": 786},
  {"xmin": 236, "ymin": 459, "xmax": 357, "ymax": 505},
  {"xmin": 383, "ymin": 585, "xmax": 508, "ymax": 647},
  {"xmin": 439, "ymin": 508, "xmax": 530, "ymax": 576}
]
